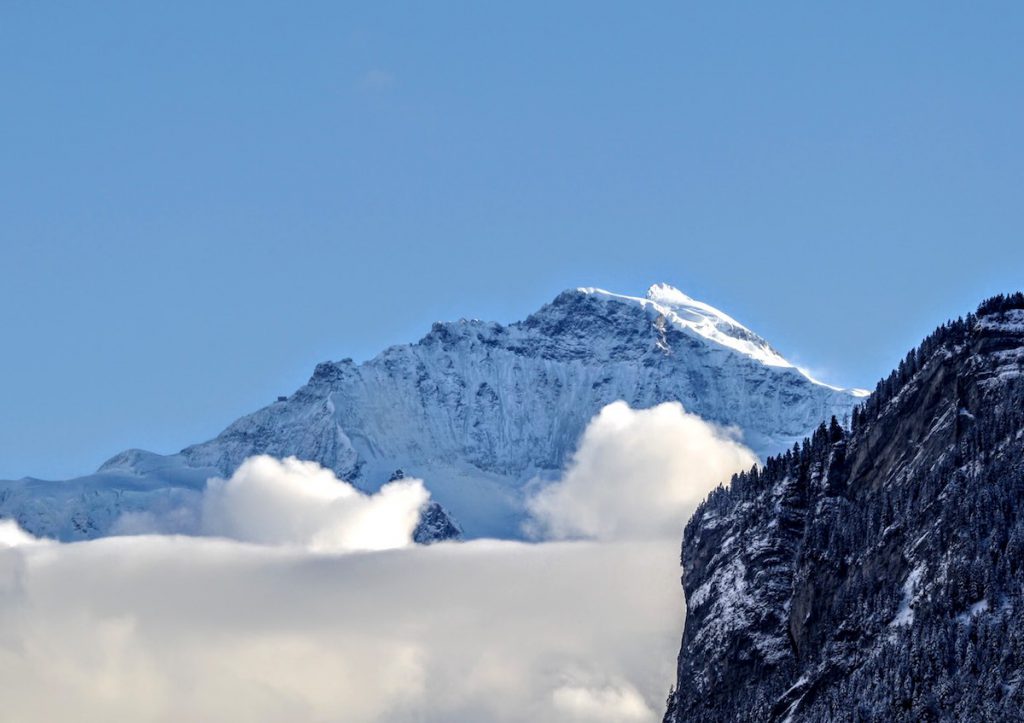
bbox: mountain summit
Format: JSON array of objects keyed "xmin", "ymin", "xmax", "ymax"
[
  {"xmin": 1, "ymin": 285, "xmax": 863, "ymax": 539},
  {"xmin": 587, "ymin": 284, "xmax": 834, "ymax": 373}
]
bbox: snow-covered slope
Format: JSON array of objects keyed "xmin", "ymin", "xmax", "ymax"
[{"xmin": 0, "ymin": 284, "xmax": 864, "ymax": 539}]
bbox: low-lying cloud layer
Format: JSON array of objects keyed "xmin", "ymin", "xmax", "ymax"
[
  {"xmin": 0, "ymin": 531, "xmax": 680, "ymax": 723},
  {"xmin": 0, "ymin": 401, "xmax": 755, "ymax": 722},
  {"xmin": 526, "ymin": 401, "xmax": 757, "ymax": 540}
]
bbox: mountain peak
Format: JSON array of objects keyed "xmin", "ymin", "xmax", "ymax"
[
  {"xmin": 644, "ymin": 282, "xmax": 694, "ymax": 305},
  {"xmin": 1, "ymin": 284, "xmax": 866, "ymax": 541},
  {"xmin": 575, "ymin": 284, "xmax": 793, "ymax": 371}
]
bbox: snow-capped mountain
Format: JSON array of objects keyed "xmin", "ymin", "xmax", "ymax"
[
  {"xmin": 664, "ymin": 293, "xmax": 1024, "ymax": 722},
  {"xmin": 0, "ymin": 284, "xmax": 864, "ymax": 540}
]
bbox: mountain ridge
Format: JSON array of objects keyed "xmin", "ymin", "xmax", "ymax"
[{"xmin": 1, "ymin": 284, "xmax": 863, "ymax": 540}]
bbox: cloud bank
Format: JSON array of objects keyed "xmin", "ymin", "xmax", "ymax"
[
  {"xmin": 0, "ymin": 401, "xmax": 754, "ymax": 722},
  {"xmin": 0, "ymin": 529, "xmax": 679, "ymax": 723},
  {"xmin": 526, "ymin": 401, "xmax": 757, "ymax": 540}
]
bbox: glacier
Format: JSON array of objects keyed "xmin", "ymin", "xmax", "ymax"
[{"xmin": 0, "ymin": 284, "xmax": 865, "ymax": 539}]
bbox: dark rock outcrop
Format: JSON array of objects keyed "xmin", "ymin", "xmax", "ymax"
[
  {"xmin": 389, "ymin": 469, "xmax": 463, "ymax": 544},
  {"xmin": 665, "ymin": 293, "xmax": 1024, "ymax": 722},
  {"xmin": 413, "ymin": 501, "xmax": 463, "ymax": 544}
]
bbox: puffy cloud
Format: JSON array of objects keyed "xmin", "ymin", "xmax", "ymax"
[
  {"xmin": 111, "ymin": 456, "xmax": 430, "ymax": 553},
  {"xmin": 525, "ymin": 401, "xmax": 757, "ymax": 541},
  {"xmin": 552, "ymin": 681, "xmax": 656, "ymax": 721},
  {"xmin": 0, "ymin": 535, "xmax": 681, "ymax": 723},
  {"xmin": 200, "ymin": 456, "xmax": 428, "ymax": 552},
  {"xmin": 0, "ymin": 519, "xmax": 40, "ymax": 547},
  {"xmin": 0, "ymin": 401, "xmax": 759, "ymax": 720}
]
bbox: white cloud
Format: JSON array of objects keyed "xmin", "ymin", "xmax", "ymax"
[
  {"xmin": 0, "ymin": 401, "xmax": 757, "ymax": 721},
  {"xmin": 525, "ymin": 401, "xmax": 757, "ymax": 541},
  {"xmin": 110, "ymin": 456, "xmax": 429, "ymax": 553},
  {"xmin": 552, "ymin": 681, "xmax": 656, "ymax": 721},
  {"xmin": 0, "ymin": 533, "xmax": 681, "ymax": 723},
  {"xmin": 0, "ymin": 519, "xmax": 41, "ymax": 547},
  {"xmin": 200, "ymin": 456, "xmax": 428, "ymax": 552}
]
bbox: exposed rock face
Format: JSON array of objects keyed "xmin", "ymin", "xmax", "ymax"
[
  {"xmin": 390, "ymin": 469, "xmax": 463, "ymax": 544},
  {"xmin": 0, "ymin": 285, "xmax": 861, "ymax": 540},
  {"xmin": 413, "ymin": 501, "xmax": 463, "ymax": 544},
  {"xmin": 665, "ymin": 294, "xmax": 1024, "ymax": 722}
]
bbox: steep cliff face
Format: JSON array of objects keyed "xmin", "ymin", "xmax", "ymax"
[
  {"xmin": 0, "ymin": 285, "xmax": 861, "ymax": 540},
  {"xmin": 665, "ymin": 294, "xmax": 1024, "ymax": 722}
]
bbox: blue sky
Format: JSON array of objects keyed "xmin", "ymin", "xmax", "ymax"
[{"xmin": 2, "ymin": 2, "xmax": 1022, "ymax": 479}]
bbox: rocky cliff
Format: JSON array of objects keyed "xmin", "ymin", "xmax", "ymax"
[{"xmin": 665, "ymin": 293, "xmax": 1024, "ymax": 722}]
